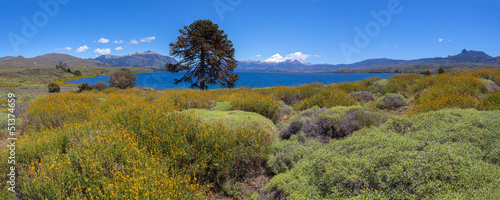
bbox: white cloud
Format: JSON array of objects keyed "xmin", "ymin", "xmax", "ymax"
[
  {"xmin": 140, "ymin": 36, "xmax": 156, "ymax": 43},
  {"xmin": 265, "ymin": 52, "xmax": 312, "ymax": 63},
  {"xmin": 287, "ymin": 52, "xmax": 311, "ymax": 61},
  {"xmin": 94, "ymin": 48, "xmax": 111, "ymax": 55},
  {"xmin": 130, "ymin": 39, "xmax": 139, "ymax": 45},
  {"xmin": 55, "ymin": 47, "xmax": 71, "ymax": 51},
  {"xmin": 98, "ymin": 38, "xmax": 110, "ymax": 44},
  {"xmin": 76, "ymin": 45, "xmax": 89, "ymax": 53},
  {"xmin": 256, "ymin": 54, "xmax": 261, "ymax": 57},
  {"xmin": 314, "ymin": 55, "xmax": 320, "ymax": 57},
  {"xmin": 113, "ymin": 40, "xmax": 125, "ymax": 44},
  {"xmin": 115, "ymin": 46, "xmax": 124, "ymax": 51},
  {"xmin": 439, "ymin": 38, "xmax": 444, "ymax": 42}
]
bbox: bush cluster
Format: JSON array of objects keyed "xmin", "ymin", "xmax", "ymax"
[
  {"xmin": 222, "ymin": 91, "xmax": 279, "ymax": 122},
  {"xmin": 77, "ymin": 82, "xmax": 93, "ymax": 93},
  {"xmin": 108, "ymin": 71, "xmax": 137, "ymax": 89},
  {"xmin": 375, "ymin": 93, "xmax": 407, "ymax": 110},
  {"xmin": 3, "ymin": 69, "xmax": 500, "ymax": 199},
  {"xmin": 47, "ymin": 82, "xmax": 60, "ymax": 93},
  {"xmin": 2, "ymin": 88, "xmax": 275, "ymax": 199},
  {"xmin": 350, "ymin": 91, "xmax": 374, "ymax": 102},
  {"xmin": 93, "ymin": 81, "xmax": 109, "ymax": 91},
  {"xmin": 280, "ymin": 106, "xmax": 379, "ymax": 143},
  {"xmin": 267, "ymin": 109, "xmax": 500, "ymax": 199},
  {"xmin": 295, "ymin": 87, "xmax": 357, "ymax": 111}
]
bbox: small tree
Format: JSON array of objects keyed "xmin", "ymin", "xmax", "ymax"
[
  {"xmin": 48, "ymin": 82, "xmax": 60, "ymax": 93},
  {"xmin": 73, "ymin": 70, "xmax": 82, "ymax": 76},
  {"xmin": 423, "ymin": 70, "xmax": 431, "ymax": 76},
  {"xmin": 438, "ymin": 67, "xmax": 445, "ymax": 74},
  {"xmin": 109, "ymin": 71, "xmax": 137, "ymax": 89},
  {"xmin": 78, "ymin": 83, "xmax": 93, "ymax": 92},
  {"xmin": 167, "ymin": 19, "xmax": 239, "ymax": 90},
  {"xmin": 93, "ymin": 81, "xmax": 109, "ymax": 91}
]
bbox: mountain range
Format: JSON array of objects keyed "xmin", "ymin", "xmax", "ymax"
[
  {"xmin": 0, "ymin": 49, "xmax": 499, "ymax": 73},
  {"xmin": 94, "ymin": 50, "xmax": 177, "ymax": 69},
  {"xmin": 237, "ymin": 49, "xmax": 500, "ymax": 73},
  {"xmin": 0, "ymin": 53, "xmax": 105, "ymax": 69}
]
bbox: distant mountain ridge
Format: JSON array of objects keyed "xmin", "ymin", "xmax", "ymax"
[
  {"xmin": 0, "ymin": 49, "xmax": 499, "ymax": 73},
  {"xmin": 0, "ymin": 53, "xmax": 105, "ymax": 68},
  {"xmin": 94, "ymin": 50, "xmax": 178, "ymax": 69},
  {"xmin": 236, "ymin": 49, "xmax": 500, "ymax": 73}
]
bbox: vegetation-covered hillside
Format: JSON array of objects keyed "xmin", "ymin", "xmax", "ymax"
[{"xmin": 1, "ymin": 69, "xmax": 500, "ymax": 199}]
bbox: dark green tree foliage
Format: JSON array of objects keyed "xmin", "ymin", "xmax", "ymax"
[
  {"xmin": 47, "ymin": 82, "xmax": 60, "ymax": 93},
  {"xmin": 438, "ymin": 67, "xmax": 445, "ymax": 74},
  {"xmin": 424, "ymin": 70, "xmax": 432, "ymax": 76},
  {"xmin": 167, "ymin": 19, "xmax": 239, "ymax": 90},
  {"xmin": 108, "ymin": 71, "xmax": 137, "ymax": 89},
  {"xmin": 78, "ymin": 83, "xmax": 93, "ymax": 92},
  {"xmin": 73, "ymin": 70, "xmax": 82, "ymax": 76}
]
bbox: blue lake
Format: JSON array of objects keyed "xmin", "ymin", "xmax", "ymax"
[{"xmin": 67, "ymin": 72, "xmax": 397, "ymax": 90}]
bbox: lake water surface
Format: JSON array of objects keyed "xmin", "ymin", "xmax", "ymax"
[{"xmin": 67, "ymin": 72, "xmax": 397, "ymax": 90}]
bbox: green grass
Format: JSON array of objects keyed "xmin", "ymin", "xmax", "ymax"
[
  {"xmin": 211, "ymin": 101, "xmax": 233, "ymax": 111},
  {"xmin": 184, "ymin": 109, "xmax": 277, "ymax": 136}
]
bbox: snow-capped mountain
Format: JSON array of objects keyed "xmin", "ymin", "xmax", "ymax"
[
  {"xmin": 264, "ymin": 53, "xmax": 312, "ymax": 64},
  {"xmin": 237, "ymin": 59, "xmax": 331, "ymax": 73},
  {"xmin": 236, "ymin": 49, "xmax": 500, "ymax": 73}
]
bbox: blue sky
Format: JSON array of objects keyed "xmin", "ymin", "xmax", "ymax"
[{"xmin": 1, "ymin": 0, "xmax": 499, "ymax": 64}]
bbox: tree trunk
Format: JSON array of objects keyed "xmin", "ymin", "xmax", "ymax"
[{"xmin": 200, "ymin": 49, "xmax": 206, "ymax": 90}]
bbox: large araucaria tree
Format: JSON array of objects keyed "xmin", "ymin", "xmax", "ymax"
[{"xmin": 166, "ymin": 19, "xmax": 239, "ymax": 90}]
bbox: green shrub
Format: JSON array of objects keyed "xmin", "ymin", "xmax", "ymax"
[
  {"xmin": 93, "ymin": 81, "xmax": 109, "ymax": 91},
  {"xmin": 484, "ymin": 90, "xmax": 500, "ymax": 110},
  {"xmin": 0, "ymin": 113, "xmax": 8, "ymax": 130},
  {"xmin": 380, "ymin": 74, "xmax": 422, "ymax": 95},
  {"xmin": 0, "ymin": 113, "xmax": 21, "ymax": 131},
  {"xmin": 280, "ymin": 106, "xmax": 379, "ymax": 142},
  {"xmin": 47, "ymin": 82, "xmax": 60, "ymax": 93},
  {"xmin": 438, "ymin": 67, "xmax": 445, "ymax": 74},
  {"xmin": 276, "ymin": 101, "xmax": 297, "ymax": 124},
  {"xmin": 479, "ymin": 110, "xmax": 500, "ymax": 165},
  {"xmin": 296, "ymin": 83, "xmax": 325, "ymax": 98},
  {"xmin": 161, "ymin": 89, "xmax": 215, "ymax": 110},
  {"xmin": 267, "ymin": 109, "xmax": 500, "ymax": 200},
  {"xmin": 113, "ymin": 104, "xmax": 272, "ymax": 186},
  {"xmin": 295, "ymin": 88, "xmax": 356, "ymax": 111},
  {"xmin": 25, "ymin": 93, "xmax": 100, "ymax": 129},
  {"xmin": 267, "ymin": 135, "xmax": 322, "ymax": 174},
  {"xmin": 108, "ymin": 71, "xmax": 137, "ymax": 89},
  {"xmin": 350, "ymin": 91, "xmax": 374, "ymax": 102},
  {"xmin": 424, "ymin": 69, "xmax": 432, "ymax": 76},
  {"xmin": 258, "ymin": 86, "xmax": 302, "ymax": 106},
  {"xmin": 185, "ymin": 109, "xmax": 277, "ymax": 136},
  {"xmin": 227, "ymin": 91, "xmax": 279, "ymax": 122},
  {"xmin": 211, "ymin": 101, "xmax": 233, "ymax": 111},
  {"xmin": 375, "ymin": 93, "xmax": 407, "ymax": 110},
  {"xmin": 77, "ymin": 82, "xmax": 93, "ymax": 92},
  {"xmin": 331, "ymin": 82, "xmax": 366, "ymax": 93},
  {"xmin": 73, "ymin": 70, "xmax": 82, "ymax": 76}
]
